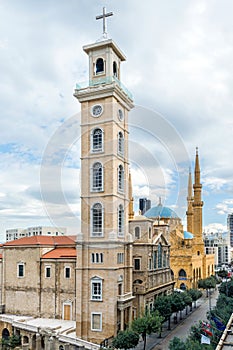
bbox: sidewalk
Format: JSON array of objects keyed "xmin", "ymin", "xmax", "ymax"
[{"xmin": 134, "ymin": 289, "xmax": 218, "ymax": 350}]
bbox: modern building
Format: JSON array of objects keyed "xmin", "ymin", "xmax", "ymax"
[
  {"xmin": 227, "ymin": 213, "xmax": 233, "ymax": 247},
  {"xmin": 6, "ymin": 226, "xmax": 66, "ymax": 242},
  {"xmin": 203, "ymin": 231, "xmax": 231, "ymax": 267},
  {"xmin": 139, "ymin": 198, "xmax": 151, "ymax": 215}
]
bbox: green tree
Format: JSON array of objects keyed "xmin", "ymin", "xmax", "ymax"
[
  {"xmin": 181, "ymin": 292, "xmax": 192, "ymax": 315},
  {"xmin": 198, "ymin": 276, "xmax": 216, "ymax": 291},
  {"xmin": 188, "ymin": 321, "xmax": 203, "ymax": 343},
  {"xmin": 1, "ymin": 334, "xmax": 21, "ymax": 349},
  {"xmin": 212, "ymin": 293, "xmax": 233, "ymax": 324},
  {"xmin": 184, "ymin": 339, "xmax": 214, "ymax": 350},
  {"xmin": 187, "ymin": 288, "xmax": 202, "ymax": 309},
  {"xmin": 169, "ymin": 334, "xmax": 215, "ymax": 350},
  {"xmin": 198, "ymin": 276, "xmax": 216, "ymax": 312},
  {"xmin": 131, "ymin": 311, "xmax": 164, "ymax": 350},
  {"xmin": 219, "ymin": 279, "xmax": 233, "ymax": 297},
  {"xmin": 154, "ymin": 294, "xmax": 172, "ymax": 329},
  {"xmin": 171, "ymin": 292, "xmax": 185, "ymax": 321},
  {"xmin": 217, "ymin": 269, "xmax": 228, "ymax": 279},
  {"xmin": 169, "ymin": 336, "xmax": 186, "ymax": 350},
  {"xmin": 112, "ymin": 329, "xmax": 139, "ymax": 350}
]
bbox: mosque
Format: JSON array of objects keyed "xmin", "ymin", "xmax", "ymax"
[{"xmin": 142, "ymin": 150, "xmax": 215, "ymax": 291}]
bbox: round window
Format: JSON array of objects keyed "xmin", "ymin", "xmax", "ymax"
[{"xmin": 91, "ymin": 104, "xmax": 103, "ymax": 117}]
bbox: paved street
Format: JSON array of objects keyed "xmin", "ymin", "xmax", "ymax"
[{"xmin": 134, "ymin": 289, "xmax": 218, "ymax": 350}]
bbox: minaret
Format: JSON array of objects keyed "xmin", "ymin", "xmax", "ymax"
[
  {"xmin": 128, "ymin": 171, "xmax": 134, "ymax": 220},
  {"xmin": 74, "ymin": 8, "xmax": 134, "ymax": 343},
  {"xmin": 186, "ymin": 168, "xmax": 193, "ymax": 233},
  {"xmin": 192, "ymin": 147, "xmax": 204, "ymax": 254}
]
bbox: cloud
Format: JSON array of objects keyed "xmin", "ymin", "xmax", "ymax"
[
  {"xmin": 0, "ymin": 0, "xmax": 232, "ymax": 238},
  {"xmin": 204, "ymin": 222, "xmax": 228, "ymax": 234},
  {"xmin": 216, "ymin": 200, "xmax": 233, "ymax": 216}
]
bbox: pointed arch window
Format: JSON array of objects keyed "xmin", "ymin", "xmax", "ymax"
[
  {"xmin": 118, "ymin": 165, "xmax": 124, "ymax": 192},
  {"xmin": 118, "ymin": 132, "xmax": 124, "ymax": 156},
  {"xmin": 95, "ymin": 58, "xmax": 104, "ymax": 74},
  {"xmin": 92, "ymin": 162, "xmax": 103, "ymax": 191},
  {"xmin": 158, "ymin": 243, "xmax": 162, "ymax": 268},
  {"xmin": 118, "ymin": 204, "xmax": 124, "ymax": 237},
  {"xmin": 92, "ymin": 128, "xmax": 103, "ymax": 152},
  {"xmin": 91, "ymin": 203, "xmax": 103, "ymax": 237},
  {"xmin": 179, "ymin": 269, "xmax": 187, "ymax": 278},
  {"xmin": 153, "ymin": 251, "xmax": 157, "ymax": 269},
  {"xmin": 163, "ymin": 251, "xmax": 167, "ymax": 267}
]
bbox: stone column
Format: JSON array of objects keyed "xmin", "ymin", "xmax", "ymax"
[
  {"xmin": 120, "ymin": 309, "xmax": 124, "ymax": 331},
  {"xmin": 36, "ymin": 333, "xmax": 41, "ymax": 350},
  {"xmin": 128, "ymin": 306, "xmax": 132, "ymax": 325}
]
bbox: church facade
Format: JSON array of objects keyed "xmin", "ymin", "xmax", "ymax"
[{"xmin": 0, "ymin": 8, "xmax": 214, "ymax": 349}]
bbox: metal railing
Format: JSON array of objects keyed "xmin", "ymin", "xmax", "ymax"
[{"xmin": 76, "ymin": 75, "xmax": 133, "ymax": 100}]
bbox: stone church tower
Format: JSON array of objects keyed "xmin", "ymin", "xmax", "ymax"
[{"xmin": 74, "ymin": 8, "xmax": 134, "ymax": 343}]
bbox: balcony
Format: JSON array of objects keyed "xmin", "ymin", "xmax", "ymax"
[
  {"xmin": 117, "ymin": 292, "xmax": 135, "ymax": 303},
  {"xmin": 76, "ymin": 75, "xmax": 133, "ymax": 100}
]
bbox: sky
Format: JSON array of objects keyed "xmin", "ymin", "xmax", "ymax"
[{"xmin": 0, "ymin": 0, "xmax": 233, "ymax": 240}]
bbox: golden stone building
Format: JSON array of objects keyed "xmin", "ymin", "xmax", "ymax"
[{"xmin": 144, "ymin": 149, "xmax": 215, "ymax": 290}]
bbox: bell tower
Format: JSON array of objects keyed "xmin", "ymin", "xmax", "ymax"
[{"xmin": 74, "ymin": 8, "xmax": 134, "ymax": 343}]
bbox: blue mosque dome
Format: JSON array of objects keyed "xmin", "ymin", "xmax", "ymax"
[
  {"xmin": 144, "ymin": 202, "xmax": 179, "ymax": 219},
  {"xmin": 183, "ymin": 231, "xmax": 194, "ymax": 239}
]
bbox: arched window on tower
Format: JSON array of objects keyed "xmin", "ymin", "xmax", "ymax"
[
  {"xmin": 95, "ymin": 58, "xmax": 104, "ymax": 74},
  {"xmin": 113, "ymin": 61, "xmax": 118, "ymax": 77},
  {"xmin": 118, "ymin": 165, "xmax": 124, "ymax": 192},
  {"xmin": 118, "ymin": 132, "xmax": 124, "ymax": 156},
  {"xmin": 92, "ymin": 162, "xmax": 103, "ymax": 191},
  {"xmin": 118, "ymin": 204, "xmax": 124, "ymax": 236},
  {"xmin": 91, "ymin": 203, "xmax": 103, "ymax": 237},
  {"xmin": 92, "ymin": 128, "xmax": 103, "ymax": 152}
]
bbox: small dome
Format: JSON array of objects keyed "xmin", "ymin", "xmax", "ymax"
[
  {"xmin": 133, "ymin": 215, "xmax": 150, "ymax": 221},
  {"xmin": 144, "ymin": 203, "xmax": 179, "ymax": 219},
  {"xmin": 183, "ymin": 231, "xmax": 194, "ymax": 239}
]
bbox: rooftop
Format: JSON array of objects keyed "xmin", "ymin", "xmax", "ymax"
[
  {"xmin": 42, "ymin": 247, "xmax": 76, "ymax": 259},
  {"xmin": 4, "ymin": 235, "xmax": 76, "ymax": 247}
]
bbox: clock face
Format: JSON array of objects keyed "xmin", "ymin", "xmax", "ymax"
[
  {"xmin": 118, "ymin": 109, "xmax": 124, "ymax": 121},
  {"xmin": 91, "ymin": 104, "xmax": 103, "ymax": 117}
]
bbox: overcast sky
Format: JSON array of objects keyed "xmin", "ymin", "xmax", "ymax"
[{"xmin": 0, "ymin": 0, "xmax": 233, "ymax": 240}]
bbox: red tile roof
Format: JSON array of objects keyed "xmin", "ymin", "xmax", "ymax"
[
  {"xmin": 42, "ymin": 247, "xmax": 76, "ymax": 259},
  {"xmin": 4, "ymin": 235, "xmax": 76, "ymax": 247},
  {"xmin": 0, "ymin": 254, "xmax": 2, "ymax": 259}
]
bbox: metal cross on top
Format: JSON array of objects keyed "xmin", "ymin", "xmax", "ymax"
[{"xmin": 96, "ymin": 7, "xmax": 113, "ymax": 37}]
